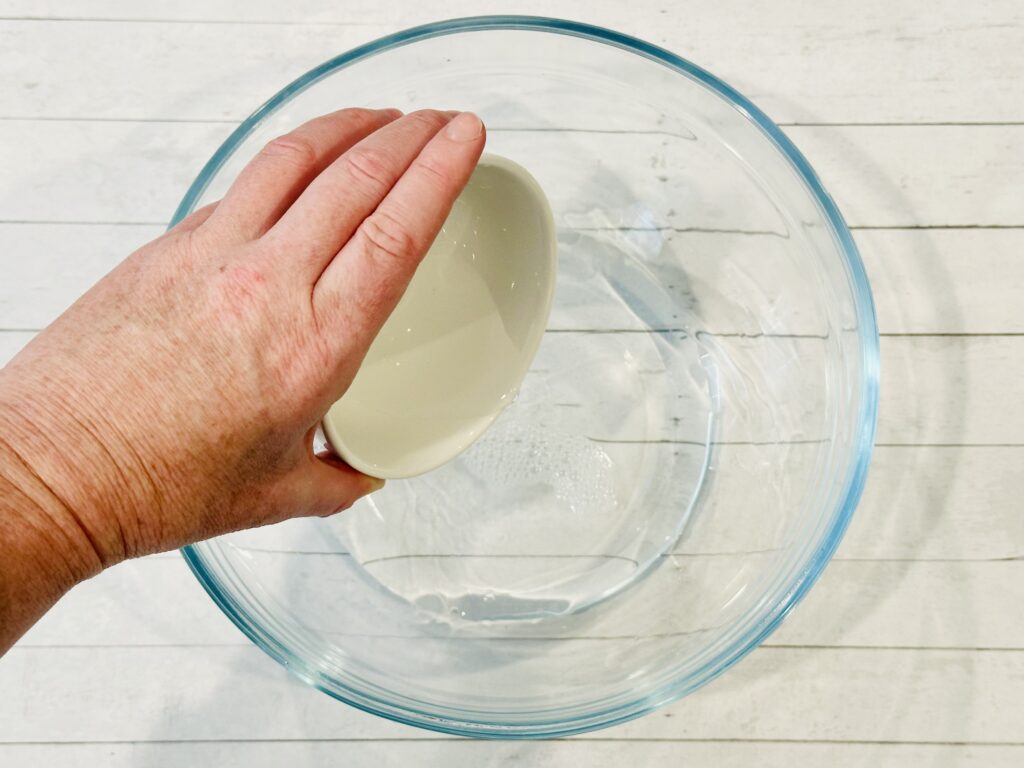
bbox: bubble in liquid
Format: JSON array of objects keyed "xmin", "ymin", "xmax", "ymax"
[{"xmin": 462, "ymin": 421, "xmax": 619, "ymax": 518}]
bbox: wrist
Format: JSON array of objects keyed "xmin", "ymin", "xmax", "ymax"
[
  {"xmin": 0, "ymin": 406, "xmax": 109, "ymax": 651},
  {"xmin": 0, "ymin": 381, "xmax": 129, "ymax": 581},
  {"xmin": 0, "ymin": 418, "xmax": 106, "ymax": 584}
]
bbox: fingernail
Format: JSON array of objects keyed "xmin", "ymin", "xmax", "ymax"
[
  {"xmin": 445, "ymin": 111, "xmax": 483, "ymax": 141},
  {"xmin": 378, "ymin": 107, "xmax": 403, "ymax": 119},
  {"xmin": 365, "ymin": 476, "xmax": 386, "ymax": 493},
  {"xmin": 443, "ymin": 110, "xmax": 461, "ymax": 118}
]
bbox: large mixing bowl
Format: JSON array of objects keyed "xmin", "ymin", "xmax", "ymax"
[{"xmin": 177, "ymin": 16, "xmax": 879, "ymax": 737}]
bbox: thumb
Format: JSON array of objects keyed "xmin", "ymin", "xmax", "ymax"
[{"xmin": 279, "ymin": 450, "xmax": 385, "ymax": 519}]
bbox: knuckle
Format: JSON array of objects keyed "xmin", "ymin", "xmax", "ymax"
[
  {"xmin": 260, "ymin": 134, "xmax": 318, "ymax": 168},
  {"xmin": 319, "ymin": 499, "xmax": 353, "ymax": 518},
  {"xmin": 413, "ymin": 157, "xmax": 451, "ymax": 186},
  {"xmin": 340, "ymin": 107, "xmax": 377, "ymax": 123},
  {"xmin": 341, "ymin": 146, "xmax": 395, "ymax": 192},
  {"xmin": 359, "ymin": 209, "xmax": 420, "ymax": 264},
  {"xmin": 406, "ymin": 109, "xmax": 448, "ymax": 131}
]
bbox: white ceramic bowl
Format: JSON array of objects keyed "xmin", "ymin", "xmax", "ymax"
[{"xmin": 322, "ymin": 154, "xmax": 557, "ymax": 478}]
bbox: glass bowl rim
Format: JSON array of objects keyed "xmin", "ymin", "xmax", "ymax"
[{"xmin": 178, "ymin": 14, "xmax": 881, "ymax": 739}]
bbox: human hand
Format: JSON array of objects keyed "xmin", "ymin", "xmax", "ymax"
[{"xmin": 0, "ymin": 108, "xmax": 486, "ymax": 593}]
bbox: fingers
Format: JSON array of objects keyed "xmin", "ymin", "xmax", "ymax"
[
  {"xmin": 261, "ymin": 109, "xmax": 457, "ymax": 281},
  {"xmin": 313, "ymin": 111, "xmax": 485, "ymax": 358},
  {"xmin": 206, "ymin": 108, "xmax": 402, "ymax": 241},
  {"xmin": 279, "ymin": 450, "xmax": 384, "ymax": 519}
]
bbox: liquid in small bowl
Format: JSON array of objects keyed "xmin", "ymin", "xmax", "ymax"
[{"xmin": 322, "ymin": 154, "xmax": 557, "ymax": 479}]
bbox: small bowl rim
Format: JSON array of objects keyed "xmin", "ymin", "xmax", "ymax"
[{"xmin": 178, "ymin": 14, "xmax": 881, "ymax": 739}]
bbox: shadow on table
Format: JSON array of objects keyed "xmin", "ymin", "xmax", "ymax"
[{"xmin": 683, "ymin": 102, "xmax": 976, "ymax": 751}]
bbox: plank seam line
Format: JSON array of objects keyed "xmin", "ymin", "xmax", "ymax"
[
  {"xmin": 2, "ymin": 115, "xmax": 1023, "ymax": 127},
  {"xmin": 12, "ymin": 643, "xmax": 1024, "ymax": 651},
  {"xmin": 0, "ymin": 738, "xmax": 1021, "ymax": 746},
  {"xmin": 3, "ymin": 221, "xmax": 1023, "ymax": 231}
]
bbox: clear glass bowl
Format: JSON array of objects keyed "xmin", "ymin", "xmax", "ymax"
[{"xmin": 177, "ymin": 16, "xmax": 879, "ymax": 737}]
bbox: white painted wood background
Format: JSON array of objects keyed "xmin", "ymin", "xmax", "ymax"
[{"xmin": 1, "ymin": 0, "xmax": 1022, "ymax": 765}]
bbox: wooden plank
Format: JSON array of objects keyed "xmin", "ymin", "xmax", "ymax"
[
  {"xmin": 786, "ymin": 125, "xmax": 1024, "ymax": 227},
  {"xmin": 1, "ymin": 329, "xmax": 1004, "ymax": 443},
  {"xmin": 0, "ymin": 224, "xmax": 159, "ymax": 329},
  {"xmin": 612, "ymin": 647, "xmax": 1024, "ymax": 742},
  {"xmin": 1, "ymin": 1, "xmax": 1023, "ymax": 123},
  {"xmin": 0, "ymin": 645, "xmax": 1020, "ymax": 742},
  {"xmin": 1, "ymin": 122, "xmax": 1022, "ymax": 227},
  {"xmin": 773, "ymin": 560, "xmax": 1024, "ymax": 650},
  {"xmin": 0, "ymin": 331, "xmax": 32, "ymax": 364},
  {"xmin": 555, "ymin": 226, "xmax": 1024, "ymax": 335},
  {"xmin": 17, "ymin": 554, "xmax": 1024, "ymax": 651},
  {"xmin": 0, "ymin": 20, "xmax": 389, "ymax": 122},
  {"xmin": 0, "ymin": 645, "xmax": 411, "ymax": 742},
  {"xmin": 4, "ymin": 225, "xmax": 1023, "ymax": 335},
  {"xmin": 11, "ymin": 444, "xmax": 1021, "ymax": 653},
  {"xmin": 0, "ymin": 121, "xmax": 232, "ymax": 225},
  {"xmin": 0, "ymin": 741, "xmax": 1020, "ymax": 768},
  {"xmin": 857, "ymin": 228, "xmax": 1024, "ymax": 335},
  {"xmin": 204, "ymin": 445, "xmax": 1022, "ymax": 562},
  {"xmin": 17, "ymin": 556, "xmax": 244, "ymax": 648}
]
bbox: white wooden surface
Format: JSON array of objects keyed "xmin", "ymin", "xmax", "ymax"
[{"xmin": 1, "ymin": 1, "xmax": 1023, "ymax": 765}]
